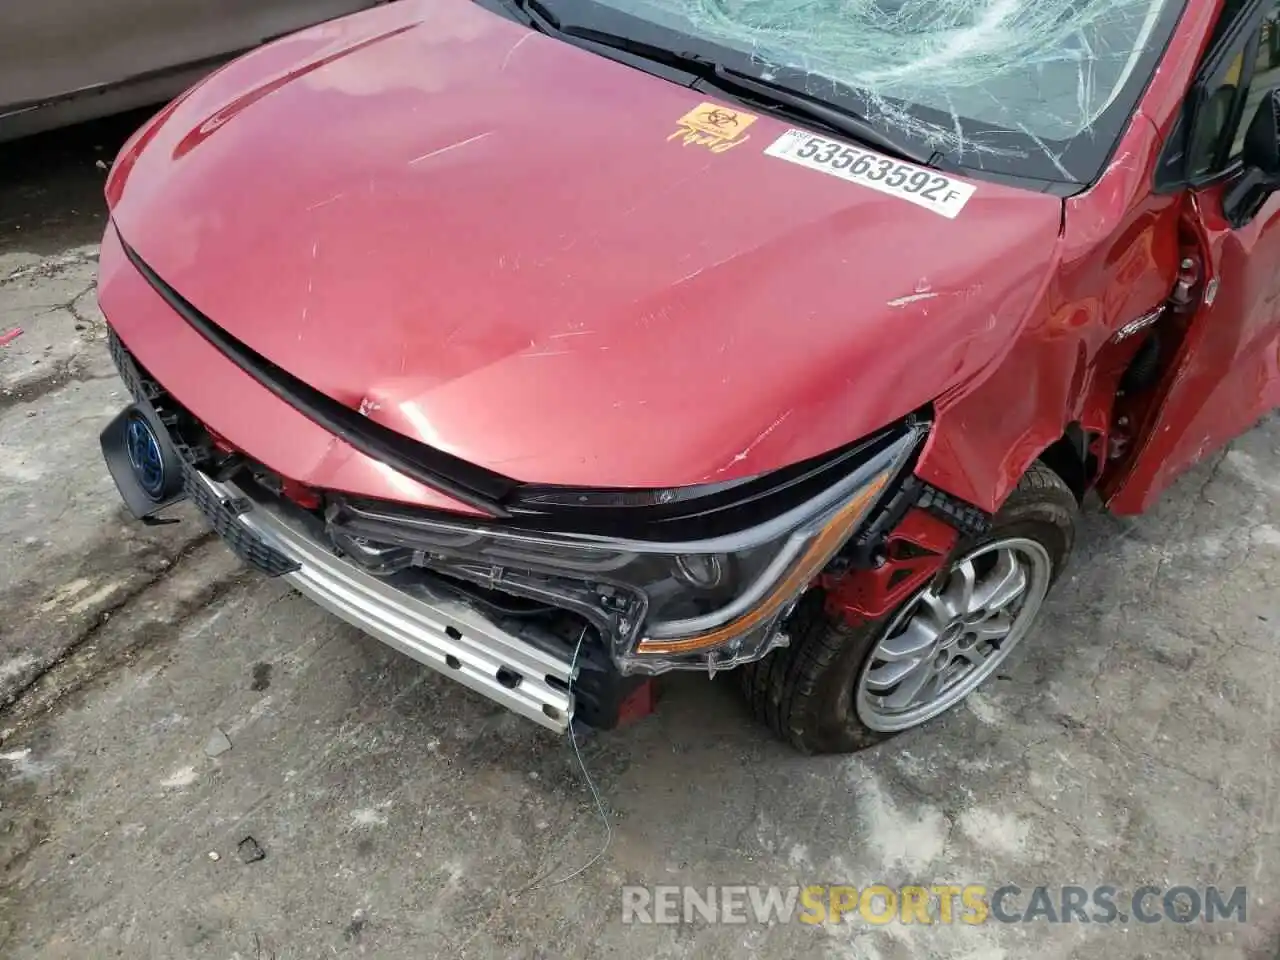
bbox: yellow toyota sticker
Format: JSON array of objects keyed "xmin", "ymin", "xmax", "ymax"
[{"xmin": 669, "ymin": 103, "xmax": 757, "ymax": 154}]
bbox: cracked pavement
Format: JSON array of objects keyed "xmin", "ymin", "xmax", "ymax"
[{"xmin": 1, "ymin": 114, "xmax": 1279, "ymax": 960}]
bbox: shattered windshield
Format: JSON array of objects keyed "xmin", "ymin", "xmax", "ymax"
[{"xmin": 552, "ymin": 0, "xmax": 1184, "ymax": 181}]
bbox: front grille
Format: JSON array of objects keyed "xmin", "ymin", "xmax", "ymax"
[
  {"xmin": 108, "ymin": 328, "xmax": 212, "ymax": 466},
  {"xmin": 184, "ymin": 467, "xmax": 299, "ymax": 576},
  {"xmin": 116, "ymin": 235, "xmax": 513, "ymax": 516},
  {"xmin": 107, "ymin": 328, "xmax": 158, "ymax": 406},
  {"xmin": 110, "ymin": 327, "xmax": 300, "ymax": 577}
]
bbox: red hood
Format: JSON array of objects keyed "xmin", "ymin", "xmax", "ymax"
[{"xmin": 107, "ymin": 0, "xmax": 1062, "ymax": 493}]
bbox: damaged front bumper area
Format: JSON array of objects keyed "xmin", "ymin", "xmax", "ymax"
[
  {"xmin": 101, "ymin": 332, "xmax": 599, "ymax": 732},
  {"xmin": 102, "ymin": 320, "xmax": 923, "ymax": 731},
  {"xmin": 328, "ymin": 423, "xmax": 924, "ymax": 677},
  {"xmin": 192, "ymin": 470, "xmax": 580, "ymax": 730}
]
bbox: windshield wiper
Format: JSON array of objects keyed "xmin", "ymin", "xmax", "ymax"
[
  {"xmin": 500, "ymin": 0, "xmax": 933, "ymax": 166},
  {"xmin": 696, "ymin": 63, "xmax": 934, "ymax": 166}
]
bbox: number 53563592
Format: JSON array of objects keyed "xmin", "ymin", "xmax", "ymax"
[{"xmin": 794, "ymin": 136, "xmax": 951, "ymax": 199}]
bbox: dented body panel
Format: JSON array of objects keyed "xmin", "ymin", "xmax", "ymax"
[
  {"xmin": 914, "ymin": 113, "xmax": 1185, "ymax": 512},
  {"xmin": 96, "ymin": 0, "xmax": 1280, "ymax": 709},
  {"xmin": 103, "ymin": 0, "xmax": 1064, "ymax": 499},
  {"xmin": 101, "ymin": 0, "xmax": 1276, "ymax": 519}
]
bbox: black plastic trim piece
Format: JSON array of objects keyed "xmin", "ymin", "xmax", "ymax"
[
  {"xmin": 566, "ymin": 636, "xmax": 648, "ymax": 729},
  {"xmin": 505, "ymin": 422, "xmax": 916, "ymax": 539},
  {"xmin": 184, "ymin": 469, "xmax": 300, "ymax": 576},
  {"xmin": 1153, "ymin": 1, "xmax": 1268, "ymax": 193},
  {"xmin": 336, "ymin": 420, "xmax": 925, "ymax": 543},
  {"xmin": 915, "ymin": 482, "xmax": 992, "ymax": 539},
  {"xmin": 116, "ymin": 231, "xmax": 932, "ymax": 539},
  {"xmin": 843, "ymin": 474, "xmax": 925, "ymax": 569},
  {"xmin": 109, "ymin": 328, "xmax": 217, "ymax": 468},
  {"xmin": 99, "ymin": 403, "xmax": 188, "ymax": 520},
  {"xmin": 117, "ymin": 232, "xmax": 515, "ymax": 517}
]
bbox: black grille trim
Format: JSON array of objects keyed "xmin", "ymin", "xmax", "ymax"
[
  {"xmin": 108, "ymin": 329, "xmax": 159, "ymax": 407},
  {"xmin": 916, "ymin": 482, "xmax": 993, "ymax": 539},
  {"xmin": 184, "ymin": 468, "xmax": 300, "ymax": 576},
  {"xmin": 115, "ymin": 227, "xmax": 937, "ymax": 541},
  {"xmin": 113, "ymin": 328, "xmax": 301, "ymax": 576},
  {"xmin": 117, "ymin": 230, "xmax": 514, "ymax": 517}
]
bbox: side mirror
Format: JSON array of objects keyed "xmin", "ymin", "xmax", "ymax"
[{"xmin": 1224, "ymin": 88, "xmax": 1280, "ymax": 226}]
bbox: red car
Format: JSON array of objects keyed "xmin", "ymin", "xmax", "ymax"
[{"xmin": 98, "ymin": 0, "xmax": 1280, "ymax": 753}]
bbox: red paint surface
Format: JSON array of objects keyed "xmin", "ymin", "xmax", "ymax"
[
  {"xmin": 911, "ymin": 0, "xmax": 1280, "ymax": 515},
  {"xmin": 99, "ymin": 0, "xmax": 1279, "ymax": 528},
  {"xmin": 101, "ymin": 0, "xmax": 1058, "ymax": 500},
  {"xmin": 615, "ymin": 680, "xmax": 657, "ymax": 728},
  {"xmin": 824, "ymin": 509, "xmax": 957, "ymax": 623}
]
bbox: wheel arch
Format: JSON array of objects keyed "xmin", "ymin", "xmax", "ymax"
[
  {"xmin": 1034, "ymin": 422, "xmax": 1097, "ymax": 505},
  {"xmin": 915, "ymin": 410, "xmax": 1103, "ymax": 516}
]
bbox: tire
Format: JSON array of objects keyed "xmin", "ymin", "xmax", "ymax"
[{"xmin": 740, "ymin": 462, "xmax": 1077, "ymax": 754}]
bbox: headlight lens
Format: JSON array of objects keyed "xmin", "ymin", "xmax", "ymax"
[
  {"xmin": 328, "ymin": 423, "xmax": 922, "ymax": 673},
  {"xmin": 632, "ymin": 468, "xmax": 891, "ymax": 652},
  {"xmin": 619, "ymin": 436, "xmax": 908, "ymax": 672}
]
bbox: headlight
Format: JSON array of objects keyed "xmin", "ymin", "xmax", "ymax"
[
  {"xmin": 618, "ymin": 431, "xmax": 909, "ymax": 672},
  {"xmin": 328, "ymin": 421, "xmax": 923, "ymax": 674}
]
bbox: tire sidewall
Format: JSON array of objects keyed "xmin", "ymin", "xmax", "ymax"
[{"xmin": 802, "ymin": 475, "xmax": 1076, "ymax": 753}]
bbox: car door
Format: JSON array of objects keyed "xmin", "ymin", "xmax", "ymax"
[
  {"xmin": 1107, "ymin": 0, "xmax": 1280, "ymax": 513},
  {"xmin": 0, "ymin": 0, "xmax": 376, "ymax": 115}
]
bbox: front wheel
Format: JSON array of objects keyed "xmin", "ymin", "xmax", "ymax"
[{"xmin": 740, "ymin": 462, "xmax": 1076, "ymax": 754}]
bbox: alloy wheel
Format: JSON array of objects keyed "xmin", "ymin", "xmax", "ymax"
[{"xmin": 853, "ymin": 537, "xmax": 1052, "ymax": 733}]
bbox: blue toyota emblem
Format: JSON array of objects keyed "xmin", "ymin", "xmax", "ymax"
[{"xmin": 125, "ymin": 412, "xmax": 166, "ymax": 499}]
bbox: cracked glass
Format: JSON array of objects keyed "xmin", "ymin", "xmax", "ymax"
[{"xmin": 552, "ymin": 0, "xmax": 1187, "ymax": 182}]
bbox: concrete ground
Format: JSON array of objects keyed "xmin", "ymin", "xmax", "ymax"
[{"xmin": 1, "ymin": 114, "xmax": 1279, "ymax": 960}]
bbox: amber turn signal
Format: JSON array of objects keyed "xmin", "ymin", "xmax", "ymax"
[{"xmin": 634, "ymin": 471, "xmax": 892, "ymax": 656}]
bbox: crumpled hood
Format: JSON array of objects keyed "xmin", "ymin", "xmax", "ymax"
[{"xmin": 107, "ymin": 0, "xmax": 1062, "ymax": 491}]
